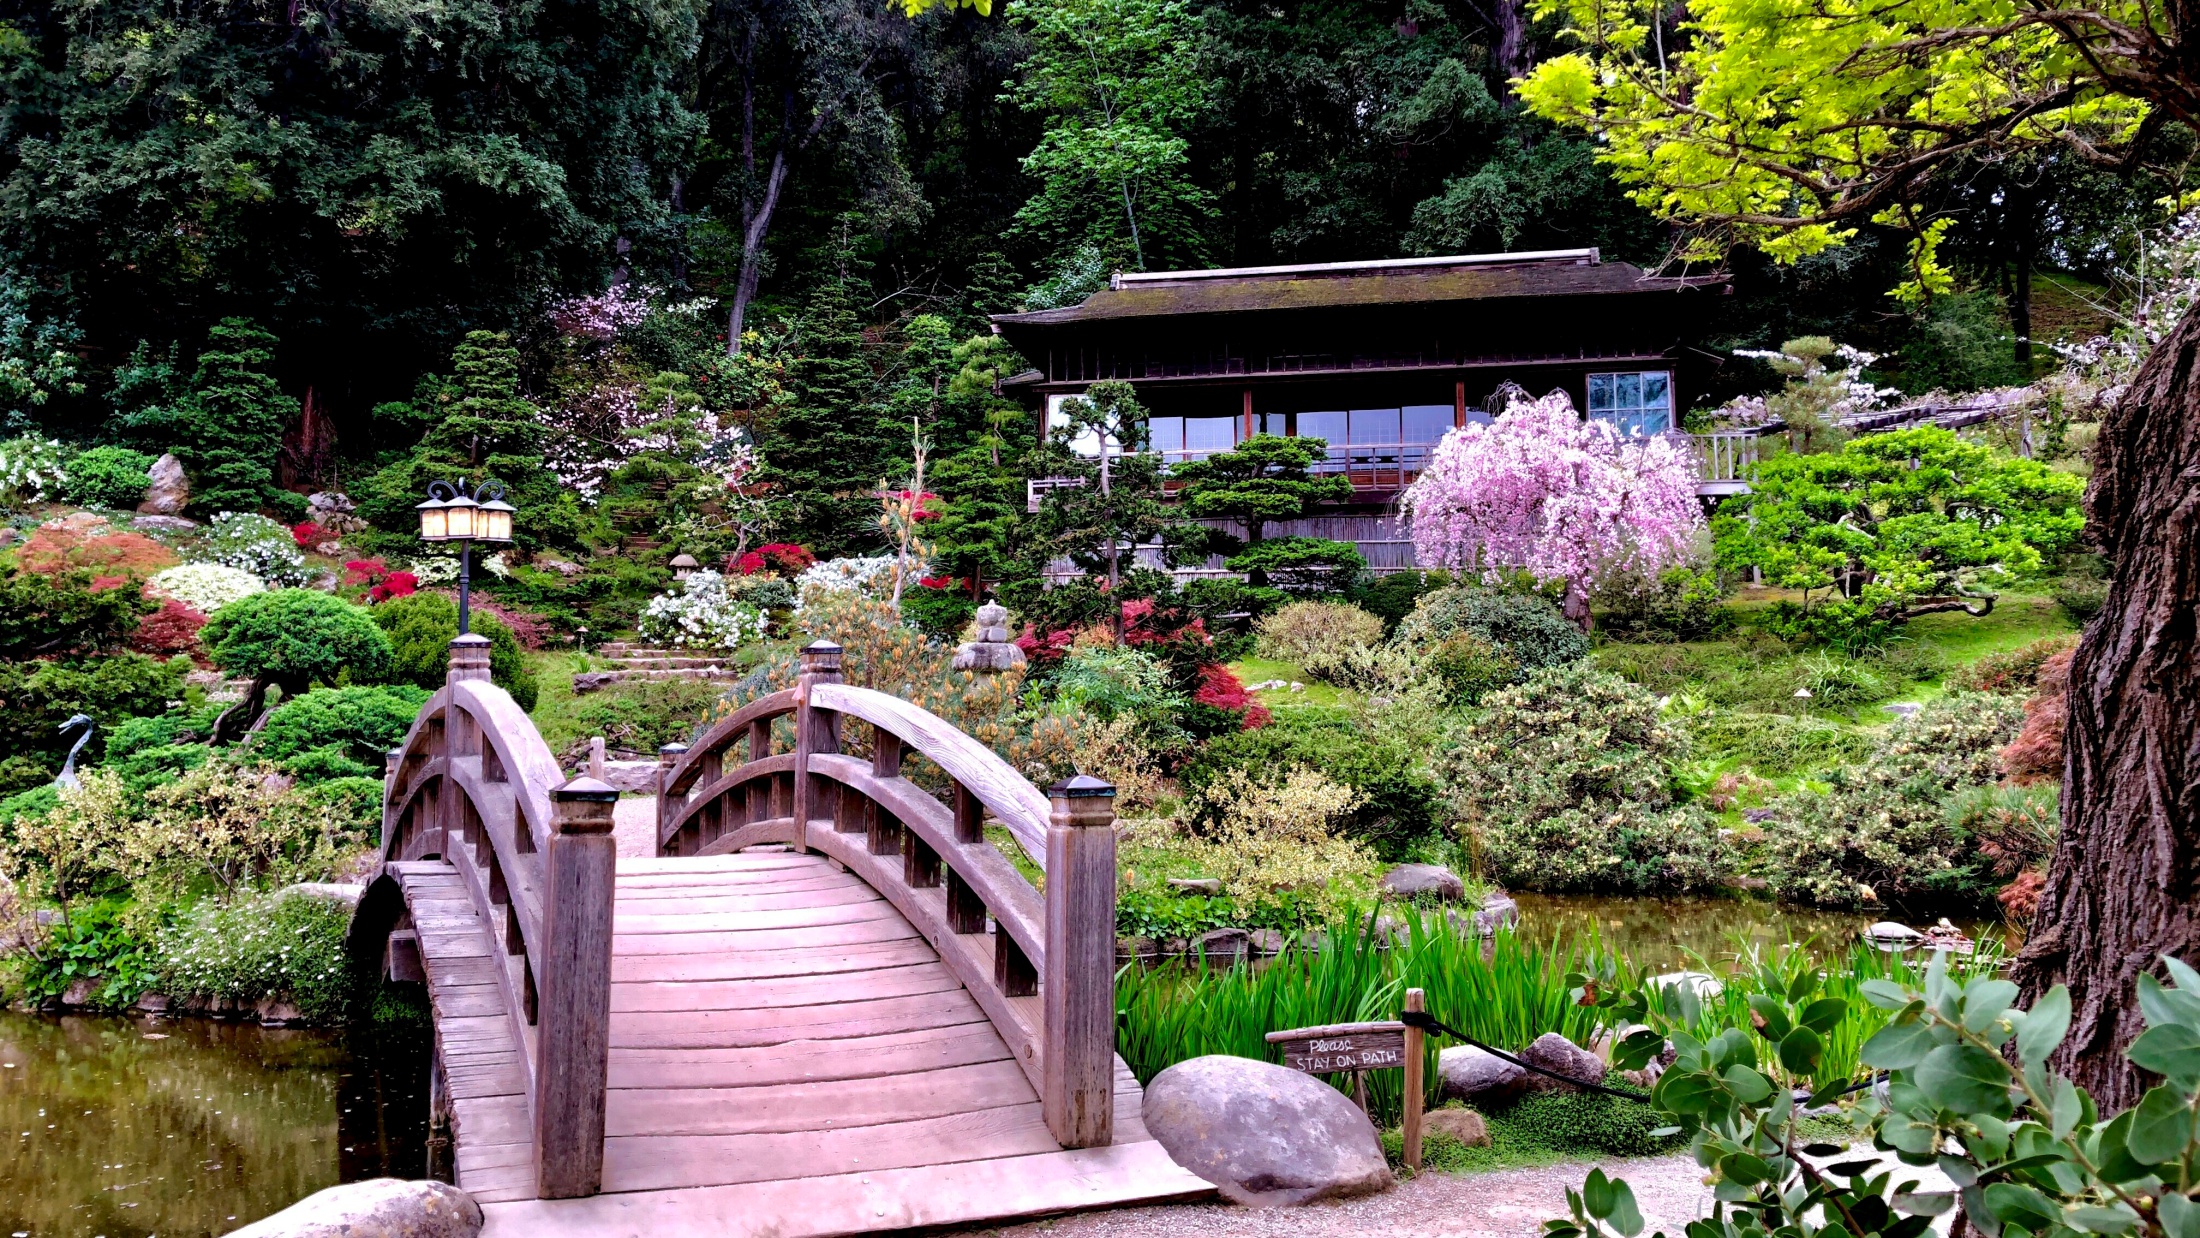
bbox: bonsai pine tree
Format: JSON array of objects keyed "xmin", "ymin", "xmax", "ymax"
[
  {"xmin": 122, "ymin": 318, "xmax": 296, "ymax": 516},
  {"xmin": 1170, "ymin": 433, "xmax": 1359, "ymax": 597},
  {"xmin": 201, "ymin": 590, "xmax": 396, "ymax": 742}
]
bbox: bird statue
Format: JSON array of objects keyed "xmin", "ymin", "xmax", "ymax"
[{"xmin": 54, "ymin": 714, "xmax": 94, "ymax": 791}]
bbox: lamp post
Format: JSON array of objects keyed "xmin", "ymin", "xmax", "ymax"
[{"xmin": 417, "ymin": 480, "xmax": 516, "ymax": 635}]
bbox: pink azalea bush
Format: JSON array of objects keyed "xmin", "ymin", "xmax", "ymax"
[{"xmin": 1398, "ymin": 390, "xmax": 1703, "ymax": 619}]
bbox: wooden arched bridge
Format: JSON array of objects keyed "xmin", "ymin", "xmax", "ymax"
[{"xmin": 348, "ymin": 635, "xmax": 1208, "ymax": 1236}]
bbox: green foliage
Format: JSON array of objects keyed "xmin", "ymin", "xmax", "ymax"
[
  {"xmin": 0, "ymin": 566, "xmax": 154, "ymax": 657},
  {"xmin": 1554, "ymin": 954, "xmax": 2200, "ymax": 1238},
  {"xmin": 1052, "ymin": 644, "xmax": 1191, "ymax": 756},
  {"xmin": 1676, "ymin": 710, "xmax": 1874, "ymax": 776},
  {"xmin": 1898, "ymin": 291, "xmax": 2029, "ymax": 393},
  {"xmin": 156, "ymin": 890, "xmax": 354, "ymax": 1022},
  {"xmin": 0, "ymin": 654, "xmax": 188, "ymax": 795},
  {"xmin": 1223, "ymin": 536, "xmax": 1367, "ymax": 600},
  {"xmin": 1396, "ymin": 586, "xmax": 1592, "ymax": 682},
  {"xmin": 570, "ymin": 676, "xmax": 724, "ymax": 757},
  {"xmin": 1595, "ymin": 565, "xmax": 1736, "ymax": 641},
  {"xmin": 1353, "ymin": 570, "xmax": 1456, "ymax": 634},
  {"xmin": 8, "ymin": 899, "xmax": 159, "ymax": 1009},
  {"xmin": 370, "ymin": 592, "xmax": 536, "ymax": 711},
  {"xmin": 1441, "ymin": 662, "xmax": 1730, "ymax": 894},
  {"xmin": 202, "ymin": 590, "xmax": 395, "ymax": 692},
  {"xmin": 120, "ymin": 320, "xmax": 295, "ymax": 515},
  {"xmin": 1945, "ymin": 634, "xmax": 2080, "ymax": 694},
  {"xmin": 61, "ymin": 446, "xmax": 154, "ymax": 510},
  {"xmin": 255, "ymin": 685, "xmax": 432, "ymax": 777},
  {"xmin": 1504, "ymin": 1075, "xmax": 1684, "ymax": 1155},
  {"xmin": 1713, "ymin": 429, "xmax": 2086, "ymax": 649},
  {"xmin": 2053, "ymin": 574, "xmax": 2111, "ymax": 622},
  {"xmin": 100, "ymin": 705, "xmax": 223, "ymax": 790},
  {"xmin": 1018, "ymin": 382, "xmax": 1208, "ymax": 588},
  {"xmin": 1756, "ymin": 693, "xmax": 2028, "ymax": 908},
  {"xmin": 1180, "ymin": 715, "xmax": 1438, "ymax": 859}
]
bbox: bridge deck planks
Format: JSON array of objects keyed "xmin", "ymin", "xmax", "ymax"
[{"xmin": 401, "ymin": 851, "xmax": 1211, "ymax": 1233}]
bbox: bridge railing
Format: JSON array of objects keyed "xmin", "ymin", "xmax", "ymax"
[
  {"xmin": 653, "ymin": 641, "xmax": 1120, "ymax": 1149},
  {"xmin": 375, "ymin": 635, "xmax": 617, "ymax": 1199}
]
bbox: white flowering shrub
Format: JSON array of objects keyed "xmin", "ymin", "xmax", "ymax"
[
  {"xmin": 157, "ymin": 888, "xmax": 352, "ymax": 1022},
  {"xmin": 149, "ymin": 563, "xmax": 267, "ymax": 613},
  {"xmin": 794, "ymin": 555, "xmax": 904, "ymax": 601},
  {"xmin": 637, "ymin": 570, "xmax": 771, "ymax": 649},
  {"xmin": 0, "ymin": 434, "xmax": 67, "ymax": 506},
  {"xmin": 199, "ymin": 512, "xmax": 308, "ymax": 584},
  {"xmin": 406, "ymin": 554, "xmax": 460, "ymax": 587}
]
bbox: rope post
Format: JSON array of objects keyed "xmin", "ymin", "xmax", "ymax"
[
  {"xmin": 792, "ymin": 641, "xmax": 843, "ymax": 854},
  {"xmin": 535, "ymin": 775, "xmax": 618, "ymax": 1199},
  {"xmin": 1402, "ymin": 987, "xmax": 1426, "ymax": 1172},
  {"xmin": 1043, "ymin": 774, "xmax": 1117, "ymax": 1149}
]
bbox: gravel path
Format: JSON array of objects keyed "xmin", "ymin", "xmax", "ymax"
[
  {"xmin": 935, "ymin": 1156, "xmax": 1714, "ymax": 1238},
  {"xmin": 613, "ymin": 795, "xmax": 657, "ymax": 858}
]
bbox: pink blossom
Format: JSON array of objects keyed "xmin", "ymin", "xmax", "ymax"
[
  {"xmin": 1398, "ymin": 390, "xmax": 1703, "ymax": 604},
  {"xmin": 549, "ymin": 285, "xmax": 653, "ymax": 341}
]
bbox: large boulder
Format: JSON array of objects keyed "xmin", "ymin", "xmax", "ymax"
[
  {"xmin": 1519, "ymin": 1032, "xmax": 1607, "ymax": 1093},
  {"xmin": 1379, "ymin": 864, "xmax": 1466, "ymax": 901},
  {"xmin": 1143, "ymin": 1056, "xmax": 1393, "ymax": 1206},
  {"xmin": 225, "ymin": 1179, "xmax": 482, "ymax": 1238},
  {"xmin": 1423, "ymin": 1106, "xmax": 1490, "ymax": 1147},
  {"xmin": 138, "ymin": 453, "xmax": 189, "ymax": 515},
  {"xmin": 1437, "ymin": 1044, "xmax": 1528, "ymax": 1107}
]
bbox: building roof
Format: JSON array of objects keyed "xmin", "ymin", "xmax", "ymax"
[{"xmin": 992, "ymin": 250, "xmax": 1726, "ymax": 328}]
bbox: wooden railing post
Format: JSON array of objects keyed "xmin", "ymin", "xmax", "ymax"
[
  {"xmin": 792, "ymin": 641, "xmax": 844, "ymax": 852},
  {"xmin": 654, "ymin": 743, "xmax": 687, "ymax": 855},
  {"xmin": 535, "ymin": 775, "xmax": 618, "ymax": 1199},
  {"xmin": 1042, "ymin": 775, "xmax": 1117, "ymax": 1149}
]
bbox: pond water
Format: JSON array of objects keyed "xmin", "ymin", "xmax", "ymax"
[
  {"xmin": 0, "ymin": 1012, "xmax": 432, "ymax": 1238},
  {"xmin": 1511, "ymin": 892, "xmax": 2009, "ymax": 974}
]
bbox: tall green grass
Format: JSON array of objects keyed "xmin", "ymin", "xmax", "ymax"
[{"xmin": 1117, "ymin": 915, "xmax": 1995, "ymax": 1126}]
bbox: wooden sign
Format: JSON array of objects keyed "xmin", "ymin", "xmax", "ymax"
[
  {"xmin": 1274, "ymin": 1028, "xmax": 1407, "ymax": 1074},
  {"xmin": 1265, "ymin": 989, "xmax": 1429, "ymax": 1171}
]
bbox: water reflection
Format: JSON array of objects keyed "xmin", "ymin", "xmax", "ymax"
[
  {"xmin": 0, "ymin": 1012, "xmax": 429, "ymax": 1238},
  {"xmin": 1510, "ymin": 892, "xmax": 2007, "ymax": 974}
]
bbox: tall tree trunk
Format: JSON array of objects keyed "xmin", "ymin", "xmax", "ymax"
[
  {"xmin": 1495, "ymin": 0, "xmax": 1530, "ymax": 88},
  {"xmin": 2011, "ymin": 303, "xmax": 2200, "ymax": 1112}
]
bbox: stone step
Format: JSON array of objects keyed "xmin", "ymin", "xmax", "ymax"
[{"xmin": 598, "ymin": 657, "xmax": 737, "ymax": 670}]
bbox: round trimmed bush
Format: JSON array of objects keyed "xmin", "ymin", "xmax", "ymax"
[
  {"xmin": 64, "ymin": 446, "xmax": 157, "ymax": 510},
  {"xmin": 201, "ymin": 589, "xmax": 395, "ymax": 691},
  {"xmin": 1394, "ymin": 586, "xmax": 1589, "ymax": 677},
  {"xmin": 373, "ymin": 591, "xmax": 538, "ymax": 711}
]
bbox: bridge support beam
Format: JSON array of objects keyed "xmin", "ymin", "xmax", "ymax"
[
  {"xmin": 534, "ymin": 776, "xmax": 619, "ymax": 1199},
  {"xmin": 1042, "ymin": 776, "xmax": 1117, "ymax": 1149}
]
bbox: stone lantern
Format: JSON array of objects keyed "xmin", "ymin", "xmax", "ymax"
[
  {"xmin": 952, "ymin": 602, "xmax": 1026, "ymax": 673},
  {"xmin": 669, "ymin": 553, "xmax": 699, "ymax": 580}
]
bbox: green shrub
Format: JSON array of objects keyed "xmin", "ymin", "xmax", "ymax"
[
  {"xmin": 1594, "ymin": 564, "xmax": 1734, "ymax": 641},
  {"xmin": 1756, "ymin": 692, "xmax": 2028, "ymax": 908},
  {"xmin": 255, "ymin": 685, "xmax": 430, "ymax": 772},
  {"xmin": 1678, "ymin": 709, "xmax": 1873, "ymax": 775},
  {"xmin": 63, "ymin": 446, "xmax": 156, "ymax": 510},
  {"xmin": 1050, "ymin": 645, "xmax": 1190, "ymax": 755},
  {"xmin": 1179, "ymin": 716, "xmax": 1438, "ymax": 859},
  {"xmin": 1394, "ymin": 586, "xmax": 1589, "ymax": 680},
  {"xmin": 372, "ymin": 591, "xmax": 536, "ymax": 710},
  {"xmin": 1426, "ymin": 631, "xmax": 1521, "ymax": 705},
  {"xmin": 100, "ymin": 705, "xmax": 223, "ymax": 789},
  {"xmin": 157, "ymin": 889, "xmax": 353, "ymax": 1022},
  {"xmin": 301, "ymin": 776, "xmax": 384, "ymax": 836},
  {"xmin": 203, "ymin": 589, "xmax": 395, "ymax": 691},
  {"xmin": 1499, "ymin": 1075, "xmax": 1683, "ymax": 1155},
  {"xmin": 2052, "ymin": 572, "xmax": 2109, "ymax": 621},
  {"xmin": 0, "ymin": 653, "xmax": 190, "ymax": 794},
  {"xmin": 1254, "ymin": 600, "xmax": 1386, "ymax": 666},
  {"xmin": 1439, "ymin": 662, "xmax": 1729, "ymax": 894},
  {"xmin": 900, "ymin": 586, "xmax": 977, "ymax": 640},
  {"xmin": 7, "ymin": 898, "xmax": 162, "ymax": 1008},
  {"xmin": 0, "ymin": 565, "xmax": 155, "ymax": 657},
  {"xmin": 571, "ymin": 675, "xmax": 725, "ymax": 757},
  {"xmin": 1353, "ymin": 569, "xmax": 1454, "ymax": 633},
  {"xmin": 1945, "ymin": 633, "xmax": 2081, "ymax": 694}
]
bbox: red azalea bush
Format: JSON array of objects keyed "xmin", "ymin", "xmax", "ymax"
[
  {"xmin": 732, "ymin": 542, "xmax": 817, "ymax": 576},
  {"xmin": 1193, "ymin": 661, "xmax": 1271, "ymax": 730},
  {"xmin": 345, "ymin": 558, "xmax": 419, "ymax": 603},
  {"xmin": 128, "ymin": 597, "xmax": 210, "ymax": 658},
  {"xmin": 290, "ymin": 521, "xmax": 327, "ymax": 548}
]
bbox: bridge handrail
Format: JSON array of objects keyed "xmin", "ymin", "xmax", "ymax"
[
  {"xmin": 378, "ymin": 635, "xmax": 615, "ymax": 1200},
  {"xmin": 658, "ymin": 688, "xmax": 798, "ymax": 803}
]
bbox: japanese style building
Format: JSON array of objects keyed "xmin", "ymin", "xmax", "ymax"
[{"xmin": 990, "ymin": 248, "xmax": 1743, "ymax": 574}]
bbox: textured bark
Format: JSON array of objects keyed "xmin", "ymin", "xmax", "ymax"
[{"xmin": 2010, "ymin": 303, "xmax": 2200, "ymax": 1111}]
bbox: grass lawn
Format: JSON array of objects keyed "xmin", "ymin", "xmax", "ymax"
[
  {"xmin": 1228, "ymin": 655, "xmax": 1354, "ymax": 710},
  {"xmin": 525, "ymin": 650, "xmax": 597, "ymax": 755}
]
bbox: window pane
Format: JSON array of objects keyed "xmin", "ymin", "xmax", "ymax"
[
  {"xmin": 1461, "ymin": 409, "xmax": 1494, "ymax": 428},
  {"xmin": 1403, "ymin": 405, "xmax": 1453, "ymax": 443},
  {"xmin": 1147, "ymin": 417, "xmax": 1183, "ymax": 453},
  {"xmin": 1642, "ymin": 372, "xmax": 1671, "ymax": 411},
  {"xmin": 1184, "ymin": 417, "xmax": 1236, "ymax": 453},
  {"xmin": 1587, "ymin": 374, "xmax": 1613, "ymax": 411},
  {"xmin": 1350, "ymin": 408, "xmax": 1401, "ymax": 444},
  {"xmin": 1635, "ymin": 408, "xmax": 1672, "ymax": 435},
  {"xmin": 1297, "ymin": 410, "xmax": 1347, "ymax": 446},
  {"xmin": 1615, "ymin": 372, "xmax": 1642, "ymax": 410},
  {"xmin": 1262, "ymin": 413, "xmax": 1290, "ymax": 437}
]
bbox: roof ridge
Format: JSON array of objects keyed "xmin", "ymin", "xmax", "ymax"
[{"xmin": 1110, "ymin": 249, "xmax": 1602, "ymax": 288}]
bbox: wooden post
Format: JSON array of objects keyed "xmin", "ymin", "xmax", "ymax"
[
  {"xmin": 655, "ymin": 743, "xmax": 687, "ymax": 854},
  {"xmin": 792, "ymin": 641, "xmax": 844, "ymax": 852},
  {"xmin": 588, "ymin": 736, "xmax": 606, "ymax": 780},
  {"xmin": 1402, "ymin": 988, "xmax": 1426, "ymax": 1172},
  {"xmin": 535, "ymin": 776, "xmax": 618, "ymax": 1199},
  {"xmin": 447, "ymin": 633, "xmax": 492, "ymax": 683},
  {"xmin": 1043, "ymin": 775, "xmax": 1117, "ymax": 1149}
]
